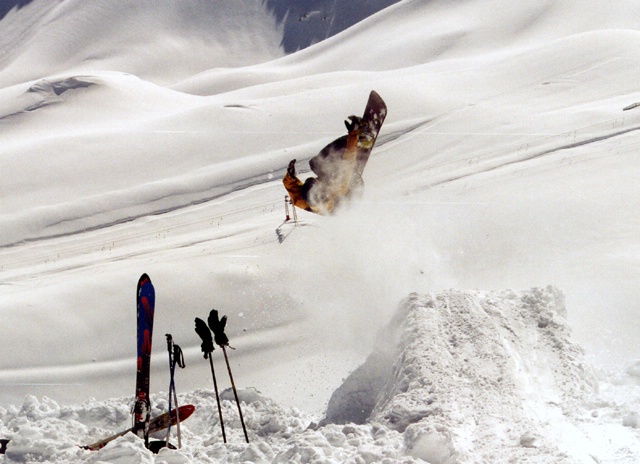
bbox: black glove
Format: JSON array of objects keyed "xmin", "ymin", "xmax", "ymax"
[
  {"xmin": 194, "ymin": 317, "xmax": 214, "ymax": 357},
  {"xmin": 287, "ymin": 159, "xmax": 297, "ymax": 177},
  {"xmin": 208, "ymin": 309, "xmax": 230, "ymax": 347},
  {"xmin": 344, "ymin": 115, "xmax": 364, "ymax": 133}
]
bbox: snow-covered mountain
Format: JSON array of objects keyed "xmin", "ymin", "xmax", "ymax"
[
  {"xmin": 263, "ymin": 0, "xmax": 402, "ymax": 53},
  {"xmin": 1, "ymin": 0, "xmax": 640, "ymax": 462}
]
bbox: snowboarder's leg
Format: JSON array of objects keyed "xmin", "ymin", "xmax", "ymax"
[
  {"xmin": 305, "ymin": 177, "xmax": 337, "ymax": 215},
  {"xmin": 325, "ymin": 116, "xmax": 362, "ymax": 200},
  {"xmin": 343, "ymin": 115, "xmax": 363, "ymax": 163},
  {"xmin": 297, "ymin": 118, "xmax": 362, "ymax": 214},
  {"xmin": 342, "ymin": 117, "xmax": 367, "ymax": 200}
]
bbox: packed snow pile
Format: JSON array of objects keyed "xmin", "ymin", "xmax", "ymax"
[
  {"xmin": 321, "ymin": 286, "xmax": 637, "ymax": 463},
  {"xmin": 2, "ymin": 286, "xmax": 639, "ymax": 463}
]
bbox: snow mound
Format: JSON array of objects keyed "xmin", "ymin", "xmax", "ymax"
[{"xmin": 323, "ymin": 286, "xmax": 601, "ymax": 462}]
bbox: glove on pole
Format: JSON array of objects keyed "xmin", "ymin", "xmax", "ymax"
[
  {"xmin": 208, "ymin": 309, "xmax": 249, "ymax": 443},
  {"xmin": 194, "ymin": 317, "xmax": 226, "ymax": 443}
]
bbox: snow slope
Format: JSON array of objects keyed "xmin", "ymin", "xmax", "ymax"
[
  {"xmin": 263, "ymin": 0, "xmax": 402, "ymax": 53},
  {"xmin": 1, "ymin": 0, "xmax": 640, "ymax": 461},
  {"xmin": 0, "ymin": 0, "xmax": 285, "ymax": 87}
]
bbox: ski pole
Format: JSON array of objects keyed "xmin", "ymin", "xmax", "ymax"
[
  {"xmin": 195, "ymin": 318, "xmax": 226, "ymax": 443},
  {"xmin": 221, "ymin": 345, "xmax": 249, "ymax": 443},
  {"xmin": 172, "ymin": 383, "xmax": 181, "ymax": 447},
  {"xmin": 208, "ymin": 309, "xmax": 249, "ymax": 443},
  {"xmin": 172, "ymin": 341, "xmax": 185, "ymax": 448},
  {"xmin": 165, "ymin": 335, "xmax": 175, "ymax": 446},
  {"xmin": 291, "ymin": 197, "xmax": 299, "ymax": 225},
  {"xmin": 208, "ymin": 354, "xmax": 226, "ymax": 443},
  {"xmin": 172, "ymin": 340, "xmax": 185, "ymax": 448},
  {"xmin": 284, "ymin": 195, "xmax": 291, "ymax": 221},
  {"xmin": 165, "ymin": 334, "xmax": 186, "ymax": 448}
]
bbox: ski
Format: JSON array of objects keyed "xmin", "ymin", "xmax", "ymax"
[
  {"xmin": 84, "ymin": 404, "xmax": 195, "ymax": 451},
  {"xmin": 275, "ymin": 218, "xmax": 315, "ymax": 244},
  {"xmin": 0, "ymin": 405, "xmax": 196, "ymax": 454},
  {"xmin": 133, "ymin": 273, "xmax": 155, "ymax": 446}
]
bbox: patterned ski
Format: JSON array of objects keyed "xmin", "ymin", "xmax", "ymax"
[{"xmin": 133, "ymin": 273, "xmax": 155, "ymax": 445}]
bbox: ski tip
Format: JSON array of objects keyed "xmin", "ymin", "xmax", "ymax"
[
  {"xmin": 137, "ymin": 274, "xmax": 154, "ymax": 293},
  {"xmin": 176, "ymin": 404, "xmax": 196, "ymax": 421}
]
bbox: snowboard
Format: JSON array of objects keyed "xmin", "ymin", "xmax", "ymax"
[
  {"xmin": 0, "ymin": 404, "xmax": 196, "ymax": 454},
  {"xmin": 309, "ymin": 90, "xmax": 387, "ymax": 190},
  {"xmin": 134, "ymin": 273, "xmax": 155, "ymax": 445}
]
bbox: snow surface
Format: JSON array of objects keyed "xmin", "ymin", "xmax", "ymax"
[{"xmin": 1, "ymin": 0, "xmax": 640, "ymax": 462}]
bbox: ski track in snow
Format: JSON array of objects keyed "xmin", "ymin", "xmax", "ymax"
[{"xmin": 420, "ymin": 111, "xmax": 640, "ymax": 190}]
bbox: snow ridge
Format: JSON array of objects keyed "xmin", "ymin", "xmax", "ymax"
[{"xmin": 323, "ymin": 286, "xmax": 600, "ymax": 462}]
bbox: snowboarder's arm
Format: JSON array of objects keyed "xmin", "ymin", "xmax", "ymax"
[{"xmin": 282, "ymin": 160, "xmax": 315, "ymax": 212}]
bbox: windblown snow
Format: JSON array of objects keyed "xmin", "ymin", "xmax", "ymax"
[{"xmin": 1, "ymin": 0, "xmax": 640, "ymax": 462}]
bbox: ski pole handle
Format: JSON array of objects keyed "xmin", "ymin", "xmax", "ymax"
[{"xmin": 174, "ymin": 344, "xmax": 186, "ymax": 369}]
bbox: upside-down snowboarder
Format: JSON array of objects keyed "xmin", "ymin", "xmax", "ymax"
[{"xmin": 282, "ymin": 91, "xmax": 387, "ymax": 215}]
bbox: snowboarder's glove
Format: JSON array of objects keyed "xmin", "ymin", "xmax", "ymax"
[
  {"xmin": 194, "ymin": 317, "xmax": 214, "ymax": 357},
  {"xmin": 287, "ymin": 159, "xmax": 297, "ymax": 177},
  {"xmin": 208, "ymin": 309, "xmax": 230, "ymax": 347},
  {"xmin": 344, "ymin": 115, "xmax": 365, "ymax": 134}
]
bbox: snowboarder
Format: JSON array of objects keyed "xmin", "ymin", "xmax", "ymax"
[
  {"xmin": 282, "ymin": 115, "xmax": 365, "ymax": 215},
  {"xmin": 282, "ymin": 91, "xmax": 387, "ymax": 215}
]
